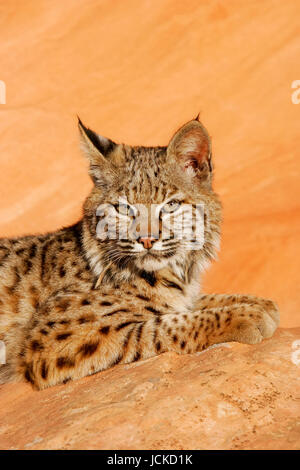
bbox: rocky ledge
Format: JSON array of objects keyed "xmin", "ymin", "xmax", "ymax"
[{"xmin": 0, "ymin": 328, "xmax": 299, "ymax": 450}]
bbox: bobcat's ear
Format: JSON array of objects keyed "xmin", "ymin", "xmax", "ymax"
[
  {"xmin": 167, "ymin": 119, "xmax": 212, "ymax": 183},
  {"xmin": 78, "ymin": 118, "xmax": 121, "ymax": 186}
]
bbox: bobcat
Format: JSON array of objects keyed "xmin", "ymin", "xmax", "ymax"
[{"xmin": 0, "ymin": 117, "xmax": 279, "ymax": 389}]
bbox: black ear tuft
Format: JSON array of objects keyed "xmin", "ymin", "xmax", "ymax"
[
  {"xmin": 78, "ymin": 117, "xmax": 120, "ymax": 186},
  {"xmin": 78, "ymin": 117, "xmax": 116, "ymax": 157}
]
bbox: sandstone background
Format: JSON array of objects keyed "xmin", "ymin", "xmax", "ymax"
[{"xmin": 0, "ymin": 0, "xmax": 299, "ymax": 450}]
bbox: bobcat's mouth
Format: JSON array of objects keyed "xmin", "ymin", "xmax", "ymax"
[{"xmin": 107, "ymin": 239, "xmax": 179, "ymax": 271}]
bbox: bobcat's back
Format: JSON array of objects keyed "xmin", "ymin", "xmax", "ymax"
[{"xmin": 0, "ymin": 222, "xmax": 94, "ymax": 382}]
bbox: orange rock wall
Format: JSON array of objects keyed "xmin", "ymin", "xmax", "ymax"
[{"xmin": 0, "ymin": 0, "xmax": 299, "ymax": 327}]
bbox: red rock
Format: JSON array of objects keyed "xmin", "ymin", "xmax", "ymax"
[
  {"xmin": 0, "ymin": 0, "xmax": 299, "ymax": 451},
  {"xmin": 0, "ymin": 328, "xmax": 299, "ymax": 450}
]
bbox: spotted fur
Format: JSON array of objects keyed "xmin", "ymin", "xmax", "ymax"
[{"xmin": 0, "ymin": 118, "xmax": 279, "ymax": 389}]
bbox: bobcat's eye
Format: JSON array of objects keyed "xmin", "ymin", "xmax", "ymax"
[
  {"xmin": 162, "ymin": 200, "xmax": 182, "ymax": 214},
  {"xmin": 115, "ymin": 203, "xmax": 135, "ymax": 216}
]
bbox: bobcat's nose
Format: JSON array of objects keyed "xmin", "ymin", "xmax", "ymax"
[{"xmin": 138, "ymin": 237, "xmax": 156, "ymax": 249}]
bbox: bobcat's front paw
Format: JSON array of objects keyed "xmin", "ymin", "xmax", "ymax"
[
  {"xmin": 230, "ymin": 300, "xmax": 280, "ymax": 345},
  {"xmin": 257, "ymin": 298, "xmax": 280, "ymax": 326}
]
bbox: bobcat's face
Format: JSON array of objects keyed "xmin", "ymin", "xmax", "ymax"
[
  {"xmin": 81, "ymin": 118, "xmax": 221, "ymax": 274},
  {"xmin": 109, "ymin": 195, "xmax": 196, "ymax": 271}
]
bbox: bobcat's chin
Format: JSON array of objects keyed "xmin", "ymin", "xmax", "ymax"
[{"xmin": 133, "ymin": 253, "xmax": 172, "ymax": 271}]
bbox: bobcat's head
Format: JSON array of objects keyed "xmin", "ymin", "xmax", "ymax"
[{"xmin": 80, "ymin": 118, "xmax": 221, "ymax": 280}]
